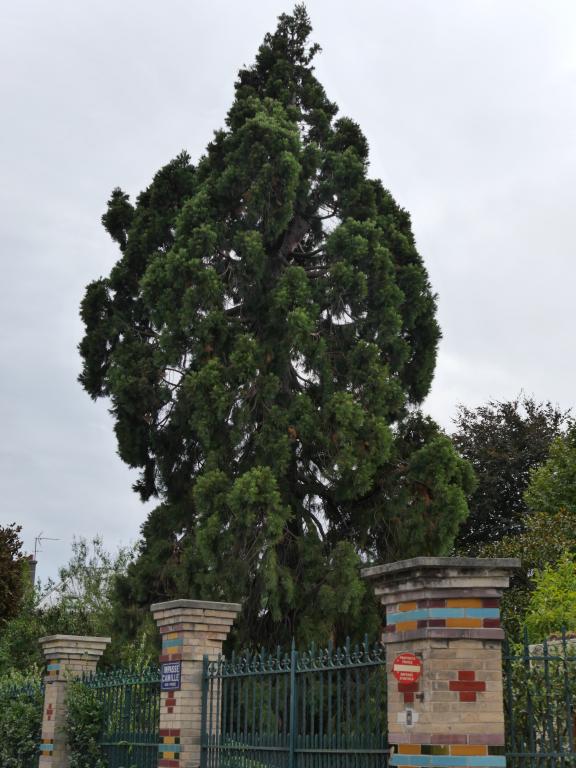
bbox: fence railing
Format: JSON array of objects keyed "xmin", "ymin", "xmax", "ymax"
[
  {"xmin": 83, "ymin": 665, "xmax": 160, "ymax": 768},
  {"xmin": 201, "ymin": 638, "xmax": 388, "ymax": 768},
  {"xmin": 8, "ymin": 626, "xmax": 576, "ymax": 768},
  {"xmin": 504, "ymin": 629, "xmax": 576, "ymax": 768}
]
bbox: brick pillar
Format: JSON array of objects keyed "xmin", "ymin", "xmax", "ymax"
[
  {"xmin": 362, "ymin": 557, "xmax": 519, "ymax": 768},
  {"xmin": 151, "ymin": 598, "xmax": 241, "ymax": 768},
  {"xmin": 38, "ymin": 634, "xmax": 111, "ymax": 767}
]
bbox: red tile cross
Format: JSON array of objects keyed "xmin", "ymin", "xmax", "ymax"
[
  {"xmin": 46, "ymin": 703, "xmax": 54, "ymax": 721},
  {"xmin": 449, "ymin": 670, "xmax": 486, "ymax": 702},
  {"xmin": 165, "ymin": 694, "xmax": 176, "ymax": 714},
  {"xmin": 398, "ymin": 681, "xmax": 419, "ymax": 703}
]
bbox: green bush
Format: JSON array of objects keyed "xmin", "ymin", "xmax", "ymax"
[
  {"xmin": 525, "ymin": 552, "xmax": 576, "ymax": 642},
  {"xmin": 0, "ymin": 671, "xmax": 43, "ymax": 768},
  {"xmin": 504, "ymin": 638, "xmax": 576, "ymax": 754},
  {"xmin": 65, "ymin": 679, "xmax": 106, "ymax": 768}
]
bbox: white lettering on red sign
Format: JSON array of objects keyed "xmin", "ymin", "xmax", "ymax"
[{"xmin": 392, "ymin": 652, "xmax": 422, "ymax": 683}]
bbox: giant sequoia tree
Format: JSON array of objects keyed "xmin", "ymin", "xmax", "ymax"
[{"xmin": 79, "ymin": 6, "xmax": 474, "ymax": 645}]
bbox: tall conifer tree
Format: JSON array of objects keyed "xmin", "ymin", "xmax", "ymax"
[{"xmin": 79, "ymin": 6, "xmax": 474, "ymax": 645}]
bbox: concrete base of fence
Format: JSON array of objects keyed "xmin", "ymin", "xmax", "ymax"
[
  {"xmin": 362, "ymin": 557, "xmax": 519, "ymax": 768},
  {"xmin": 151, "ymin": 599, "xmax": 241, "ymax": 768},
  {"xmin": 38, "ymin": 634, "xmax": 111, "ymax": 768}
]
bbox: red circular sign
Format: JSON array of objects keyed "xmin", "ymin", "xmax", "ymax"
[{"xmin": 392, "ymin": 652, "xmax": 422, "ymax": 683}]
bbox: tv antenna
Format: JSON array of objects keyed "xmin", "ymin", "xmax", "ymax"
[{"xmin": 34, "ymin": 532, "xmax": 60, "ymax": 560}]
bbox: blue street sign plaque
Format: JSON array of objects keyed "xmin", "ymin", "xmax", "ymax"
[{"xmin": 161, "ymin": 660, "xmax": 182, "ymax": 691}]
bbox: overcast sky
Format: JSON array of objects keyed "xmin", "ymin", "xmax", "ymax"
[{"xmin": 1, "ymin": 0, "xmax": 574, "ymax": 582}]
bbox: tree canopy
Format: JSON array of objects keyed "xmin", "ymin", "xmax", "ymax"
[
  {"xmin": 525, "ymin": 554, "xmax": 576, "ymax": 642},
  {"xmin": 79, "ymin": 5, "xmax": 474, "ymax": 646},
  {"xmin": 0, "ymin": 538, "xmax": 148, "ymax": 673},
  {"xmin": 479, "ymin": 424, "xmax": 576, "ymax": 638},
  {"xmin": 525, "ymin": 427, "xmax": 576, "ymax": 518},
  {"xmin": 0, "ymin": 524, "xmax": 27, "ymax": 626},
  {"xmin": 454, "ymin": 396, "xmax": 570, "ymax": 554}
]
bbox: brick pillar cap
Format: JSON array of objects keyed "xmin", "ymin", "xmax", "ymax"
[
  {"xmin": 38, "ymin": 635, "xmax": 111, "ymax": 657},
  {"xmin": 151, "ymin": 598, "xmax": 242, "ymax": 614},
  {"xmin": 361, "ymin": 556, "xmax": 520, "ymax": 581}
]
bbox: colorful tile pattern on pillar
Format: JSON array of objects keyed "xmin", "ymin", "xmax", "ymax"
[
  {"xmin": 160, "ymin": 626, "xmax": 183, "ymax": 663},
  {"xmin": 151, "ymin": 599, "xmax": 242, "ymax": 768},
  {"xmin": 38, "ymin": 635, "xmax": 111, "ymax": 768},
  {"xmin": 159, "ymin": 729, "xmax": 181, "ymax": 766},
  {"xmin": 391, "ymin": 744, "xmax": 506, "ymax": 768},
  {"xmin": 361, "ymin": 556, "xmax": 519, "ymax": 768},
  {"xmin": 46, "ymin": 661, "xmax": 61, "ymax": 678},
  {"xmin": 386, "ymin": 598, "xmax": 500, "ymax": 634},
  {"xmin": 39, "ymin": 738, "xmax": 54, "ymax": 757}
]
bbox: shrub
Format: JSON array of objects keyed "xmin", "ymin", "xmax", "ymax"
[
  {"xmin": 0, "ymin": 670, "xmax": 43, "ymax": 768},
  {"xmin": 65, "ymin": 679, "xmax": 106, "ymax": 768},
  {"xmin": 525, "ymin": 552, "xmax": 576, "ymax": 642}
]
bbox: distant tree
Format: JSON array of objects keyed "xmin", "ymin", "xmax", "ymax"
[
  {"xmin": 453, "ymin": 397, "xmax": 570, "ymax": 554},
  {"xmin": 525, "ymin": 427, "xmax": 576, "ymax": 517},
  {"xmin": 0, "ymin": 538, "xmax": 147, "ymax": 673},
  {"xmin": 479, "ymin": 424, "xmax": 576, "ymax": 638},
  {"xmin": 79, "ymin": 5, "xmax": 474, "ymax": 647},
  {"xmin": 480, "ymin": 506, "xmax": 576, "ymax": 638},
  {"xmin": 39, "ymin": 537, "xmax": 134, "ymax": 642},
  {"xmin": 0, "ymin": 524, "xmax": 26, "ymax": 625}
]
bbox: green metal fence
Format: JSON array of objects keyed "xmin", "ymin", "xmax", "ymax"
[
  {"xmin": 83, "ymin": 665, "xmax": 160, "ymax": 768},
  {"xmin": 504, "ymin": 629, "xmax": 576, "ymax": 768},
  {"xmin": 201, "ymin": 638, "xmax": 388, "ymax": 768}
]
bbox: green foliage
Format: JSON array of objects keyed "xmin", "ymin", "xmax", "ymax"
[
  {"xmin": 505, "ymin": 638, "xmax": 576, "ymax": 754},
  {"xmin": 79, "ymin": 666, "xmax": 160, "ymax": 768},
  {"xmin": 0, "ymin": 523, "xmax": 27, "ymax": 625},
  {"xmin": 65, "ymin": 679, "xmax": 106, "ymax": 768},
  {"xmin": 79, "ymin": 5, "xmax": 473, "ymax": 646},
  {"xmin": 454, "ymin": 397, "xmax": 570, "ymax": 554},
  {"xmin": 525, "ymin": 427, "xmax": 576, "ymax": 516},
  {"xmin": 115, "ymin": 623, "xmax": 157, "ymax": 670},
  {"xmin": 0, "ymin": 537, "xmax": 137, "ymax": 673},
  {"xmin": 525, "ymin": 554, "xmax": 576, "ymax": 642},
  {"xmin": 0, "ymin": 670, "xmax": 43, "ymax": 768},
  {"xmin": 479, "ymin": 423, "xmax": 576, "ymax": 638},
  {"xmin": 0, "ymin": 582, "xmax": 46, "ymax": 673},
  {"xmin": 481, "ymin": 506, "xmax": 576, "ymax": 639}
]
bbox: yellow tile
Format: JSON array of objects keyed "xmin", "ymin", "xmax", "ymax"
[
  {"xmin": 451, "ymin": 746, "xmax": 488, "ymax": 756},
  {"xmin": 164, "ymin": 736, "xmax": 176, "ymax": 745},
  {"xmin": 397, "ymin": 621, "xmax": 418, "ymax": 632},
  {"xmin": 167, "ymin": 632, "xmax": 179, "ymax": 640},
  {"xmin": 399, "ymin": 602, "xmax": 419, "ymax": 612},
  {"xmin": 398, "ymin": 745, "xmax": 422, "ymax": 754},
  {"xmin": 163, "ymin": 752, "xmax": 175, "ymax": 760},
  {"xmin": 447, "ymin": 599, "xmax": 483, "ymax": 608},
  {"xmin": 446, "ymin": 617, "xmax": 482, "ymax": 628}
]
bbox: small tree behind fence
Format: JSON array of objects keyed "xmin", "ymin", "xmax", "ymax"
[{"xmin": 81, "ymin": 666, "xmax": 160, "ymax": 768}]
